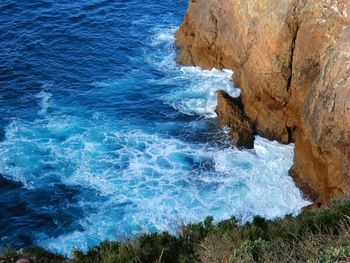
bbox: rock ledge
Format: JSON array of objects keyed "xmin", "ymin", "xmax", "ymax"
[{"xmin": 216, "ymin": 90, "xmax": 254, "ymax": 149}]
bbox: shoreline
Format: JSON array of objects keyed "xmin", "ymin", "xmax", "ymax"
[{"xmin": 175, "ymin": 0, "xmax": 350, "ymax": 205}]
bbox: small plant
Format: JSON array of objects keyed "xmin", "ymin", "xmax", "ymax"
[
  {"xmin": 0, "ymin": 248, "xmax": 18, "ymax": 263},
  {"xmin": 307, "ymin": 246, "xmax": 350, "ymax": 263}
]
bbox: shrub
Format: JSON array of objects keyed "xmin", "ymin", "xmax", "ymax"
[{"xmin": 3, "ymin": 197, "xmax": 350, "ymax": 263}]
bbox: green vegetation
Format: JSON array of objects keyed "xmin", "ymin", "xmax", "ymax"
[
  {"xmin": 2, "ymin": 198, "xmax": 350, "ymax": 263},
  {"xmin": 0, "ymin": 246, "xmax": 66, "ymax": 263}
]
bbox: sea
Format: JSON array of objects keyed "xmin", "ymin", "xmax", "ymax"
[{"xmin": 0, "ymin": 0, "xmax": 309, "ymax": 255}]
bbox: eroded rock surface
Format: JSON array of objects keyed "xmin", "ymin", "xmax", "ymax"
[
  {"xmin": 216, "ymin": 90, "xmax": 254, "ymax": 149},
  {"xmin": 176, "ymin": 0, "xmax": 350, "ymax": 203}
]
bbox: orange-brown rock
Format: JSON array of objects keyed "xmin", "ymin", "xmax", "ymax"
[
  {"xmin": 216, "ymin": 90, "xmax": 254, "ymax": 149},
  {"xmin": 176, "ymin": 0, "xmax": 350, "ymax": 204}
]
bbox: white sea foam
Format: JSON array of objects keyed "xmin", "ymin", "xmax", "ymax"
[
  {"xmin": 162, "ymin": 68, "xmax": 238, "ymax": 117},
  {"xmin": 149, "ymin": 26, "xmax": 239, "ymax": 118},
  {"xmin": 32, "ymin": 129, "xmax": 308, "ymax": 255},
  {"xmin": 0, "ymin": 115, "xmax": 310, "ymax": 255},
  {"xmin": 35, "ymin": 90, "xmax": 52, "ymax": 115},
  {"xmin": 150, "ymin": 26, "xmax": 177, "ymax": 46}
]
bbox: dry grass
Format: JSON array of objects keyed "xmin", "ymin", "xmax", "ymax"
[{"xmin": 196, "ymin": 220, "xmax": 350, "ymax": 263}]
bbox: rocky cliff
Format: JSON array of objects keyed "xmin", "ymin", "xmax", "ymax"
[{"xmin": 176, "ymin": 0, "xmax": 350, "ymax": 204}]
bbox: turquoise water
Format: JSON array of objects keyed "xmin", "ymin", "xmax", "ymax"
[{"xmin": 0, "ymin": 0, "xmax": 309, "ymax": 255}]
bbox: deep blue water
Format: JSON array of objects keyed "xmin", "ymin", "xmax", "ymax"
[{"xmin": 0, "ymin": 0, "xmax": 309, "ymax": 255}]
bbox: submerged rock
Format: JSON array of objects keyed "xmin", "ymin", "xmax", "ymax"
[
  {"xmin": 176, "ymin": 0, "xmax": 350, "ymax": 204},
  {"xmin": 216, "ymin": 90, "xmax": 254, "ymax": 149}
]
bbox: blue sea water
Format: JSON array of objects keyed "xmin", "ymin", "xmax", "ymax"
[{"xmin": 0, "ymin": 0, "xmax": 310, "ymax": 255}]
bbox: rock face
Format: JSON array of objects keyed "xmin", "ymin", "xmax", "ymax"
[
  {"xmin": 176, "ymin": 0, "xmax": 350, "ymax": 203},
  {"xmin": 216, "ymin": 90, "xmax": 254, "ymax": 149}
]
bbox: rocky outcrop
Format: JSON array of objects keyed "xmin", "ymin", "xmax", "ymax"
[
  {"xmin": 176, "ymin": 0, "xmax": 350, "ymax": 203},
  {"xmin": 216, "ymin": 90, "xmax": 254, "ymax": 149}
]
